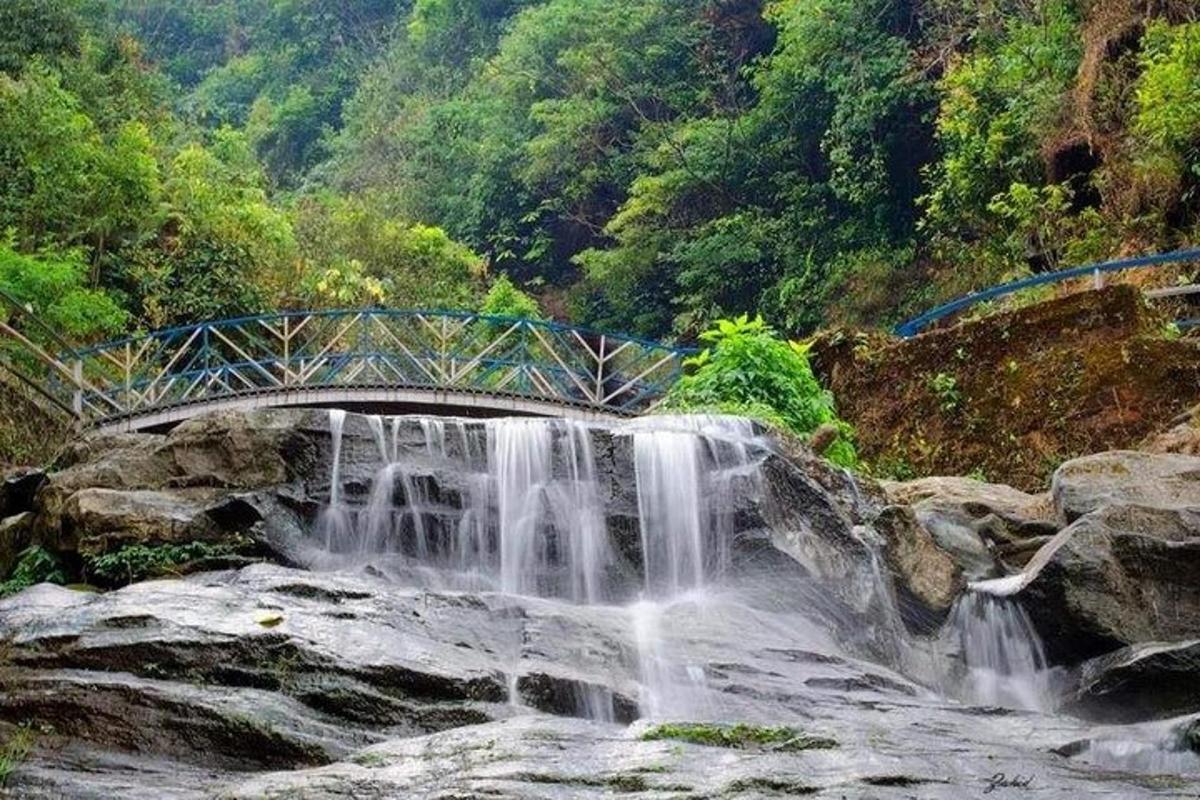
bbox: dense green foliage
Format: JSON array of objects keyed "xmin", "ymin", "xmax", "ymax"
[
  {"xmin": 86, "ymin": 540, "xmax": 245, "ymax": 587},
  {"xmin": 663, "ymin": 315, "xmax": 856, "ymax": 467},
  {"xmin": 0, "ymin": 546, "xmax": 67, "ymax": 597},
  {"xmin": 325, "ymin": 0, "xmax": 1200, "ymax": 338},
  {"xmin": 480, "ymin": 274, "xmax": 543, "ymax": 320},
  {"xmin": 0, "ymin": 2, "xmax": 497, "ymax": 345},
  {"xmin": 0, "ymin": 1, "xmax": 1197, "ymax": 347}
]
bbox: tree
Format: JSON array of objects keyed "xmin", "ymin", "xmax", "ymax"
[
  {"xmin": 0, "ymin": 65, "xmax": 162, "ymax": 276},
  {"xmin": 292, "ymin": 194, "xmax": 485, "ymax": 311},
  {"xmin": 0, "ymin": 0, "xmax": 83, "ymax": 75},
  {"xmin": 0, "ymin": 240, "xmax": 127, "ymax": 341}
]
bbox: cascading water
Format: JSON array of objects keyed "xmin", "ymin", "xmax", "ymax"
[
  {"xmin": 949, "ymin": 590, "xmax": 1058, "ymax": 712},
  {"xmin": 315, "ymin": 409, "xmax": 353, "ymax": 552},
  {"xmin": 626, "ymin": 416, "xmax": 761, "ymax": 720},
  {"xmin": 634, "ymin": 430, "xmax": 706, "ymax": 596},
  {"xmin": 311, "ymin": 409, "xmax": 1063, "ymax": 725}
]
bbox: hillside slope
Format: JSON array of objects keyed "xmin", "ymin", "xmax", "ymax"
[{"xmin": 811, "ymin": 286, "xmax": 1200, "ymax": 489}]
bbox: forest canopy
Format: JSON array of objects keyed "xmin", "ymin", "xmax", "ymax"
[{"xmin": 0, "ymin": 0, "xmax": 1197, "ymax": 343}]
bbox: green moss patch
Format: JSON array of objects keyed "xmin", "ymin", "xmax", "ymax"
[{"xmin": 641, "ymin": 722, "xmax": 837, "ymax": 752}]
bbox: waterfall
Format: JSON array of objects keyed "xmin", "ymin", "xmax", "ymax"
[
  {"xmin": 490, "ymin": 419, "xmax": 553, "ymax": 596},
  {"xmin": 635, "ymin": 430, "xmax": 705, "ymax": 596},
  {"xmin": 310, "ymin": 409, "xmax": 1058, "ymax": 725},
  {"xmin": 487, "ymin": 418, "xmax": 612, "ymax": 602},
  {"xmin": 629, "ymin": 416, "xmax": 760, "ymax": 719},
  {"xmin": 949, "ymin": 591, "xmax": 1056, "ymax": 712},
  {"xmin": 315, "ymin": 409, "xmax": 353, "ymax": 552}
]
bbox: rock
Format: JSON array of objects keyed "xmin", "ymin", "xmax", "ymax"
[
  {"xmin": 8, "ymin": 409, "xmax": 1200, "ymax": 797},
  {"xmin": 219, "ymin": 708, "xmax": 1194, "ymax": 800},
  {"xmin": 165, "ymin": 410, "xmax": 319, "ymax": 489},
  {"xmin": 0, "ymin": 511, "xmax": 34, "ymax": 576},
  {"xmin": 883, "ymin": 476, "xmax": 1056, "ymax": 576},
  {"xmin": 0, "ymin": 567, "xmax": 1187, "ymax": 800},
  {"xmin": 882, "ymin": 476, "xmax": 1050, "ymax": 520},
  {"xmin": 873, "ymin": 505, "xmax": 963, "ymax": 626},
  {"xmin": 58, "ymin": 488, "xmax": 228, "ymax": 555},
  {"xmin": 49, "ymin": 433, "xmax": 177, "ymax": 493},
  {"xmin": 1016, "ymin": 503, "xmax": 1200, "ymax": 663},
  {"xmin": 19, "ymin": 410, "xmax": 335, "ymax": 565},
  {"xmin": 0, "ymin": 467, "xmax": 46, "ymax": 517},
  {"xmin": 1142, "ymin": 406, "xmax": 1200, "ymax": 456},
  {"xmin": 0, "ymin": 669, "xmax": 348, "ymax": 771},
  {"xmin": 1071, "ymin": 640, "xmax": 1200, "ymax": 723},
  {"xmin": 1051, "ymin": 451, "xmax": 1200, "ymax": 523}
]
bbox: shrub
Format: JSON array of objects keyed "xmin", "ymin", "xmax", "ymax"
[
  {"xmin": 927, "ymin": 371, "xmax": 962, "ymax": 412},
  {"xmin": 480, "ymin": 273, "xmax": 542, "ymax": 320},
  {"xmin": 86, "ymin": 540, "xmax": 243, "ymax": 587},
  {"xmin": 0, "ymin": 546, "xmax": 67, "ymax": 597},
  {"xmin": 662, "ymin": 315, "xmax": 857, "ymax": 467}
]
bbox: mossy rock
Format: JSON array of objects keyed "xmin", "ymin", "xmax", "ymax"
[{"xmin": 641, "ymin": 722, "xmax": 837, "ymax": 751}]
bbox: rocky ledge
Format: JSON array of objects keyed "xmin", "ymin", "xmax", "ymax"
[
  {"xmin": 0, "ymin": 409, "xmax": 1198, "ymax": 797},
  {"xmin": 3, "ymin": 564, "xmax": 1197, "ymax": 799}
]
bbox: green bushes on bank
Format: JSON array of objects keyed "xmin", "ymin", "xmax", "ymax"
[{"xmin": 663, "ymin": 315, "xmax": 857, "ymax": 467}]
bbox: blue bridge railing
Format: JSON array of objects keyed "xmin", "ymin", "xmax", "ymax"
[
  {"xmin": 1, "ymin": 308, "xmax": 697, "ymax": 428},
  {"xmin": 895, "ymin": 248, "xmax": 1200, "ymax": 337}
]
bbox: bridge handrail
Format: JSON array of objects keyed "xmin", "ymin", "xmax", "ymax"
[
  {"xmin": 68, "ymin": 308, "xmax": 696, "ymax": 360},
  {"xmin": 9, "ymin": 307, "xmax": 697, "ymax": 427},
  {"xmin": 895, "ymin": 247, "xmax": 1200, "ymax": 337}
]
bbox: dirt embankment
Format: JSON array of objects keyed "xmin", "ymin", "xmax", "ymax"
[
  {"xmin": 0, "ymin": 378, "xmax": 70, "ymax": 469},
  {"xmin": 810, "ymin": 286, "xmax": 1200, "ymax": 490}
]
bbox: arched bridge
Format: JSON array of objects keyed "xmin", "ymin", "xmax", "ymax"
[{"xmin": 0, "ymin": 306, "xmax": 695, "ymax": 433}]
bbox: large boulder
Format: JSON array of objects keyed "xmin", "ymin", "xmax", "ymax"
[
  {"xmin": 757, "ymin": 442, "xmax": 965, "ymax": 638},
  {"xmin": 20, "ymin": 410, "xmax": 332, "ymax": 567},
  {"xmin": 882, "ymin": 476, "xmax": 1056, "ymax": 577},
  {"xmin": 1016, "ymin": 503, "xmax": 1200, "ymax": 663},
  {"xmin": 164, "ymin": 410, "xmax": 319, "ymax": 489},
  {"xmin": 1070, "ymin": 640, "xmax": 1200, "ymax": 723},
  {"xmin": 872, "ymin": 504, "xmax": 963, "ymax": 625},
  {"xmin": 1051, "ymin": 451, "xmax": 1200, "ymax": 523}
]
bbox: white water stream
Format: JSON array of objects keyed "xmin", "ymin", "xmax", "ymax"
[{"xmin": 314, "ymin": 411, "xmax": 1058, "ymax": 721}]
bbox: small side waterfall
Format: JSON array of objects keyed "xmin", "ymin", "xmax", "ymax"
[{"xmin": 949, "ymin": 591, "xmax": 1056, "ymax": 712}]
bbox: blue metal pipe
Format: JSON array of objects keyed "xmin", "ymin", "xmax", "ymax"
[{"xmin": 895, "ymin": 248, "xmax": 1200, "ymax": 338}]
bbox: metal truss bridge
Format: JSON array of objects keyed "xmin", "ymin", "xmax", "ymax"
[{"xmin": 0, "ymin": 306, "xmax": 695, "ymax": 433}]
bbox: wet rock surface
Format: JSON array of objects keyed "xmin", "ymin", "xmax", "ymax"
[
  {"xmin": 0, "ymin": 565, "xmax": 1194, "ymax": 798},
  {"xmin": 2, "ymin": 410, "xmax": 1200, "ymax": 797},
  {"xmin": 1017, "ymin": 503, "xmax": 1200, "ymax": 662},
  {"xmin": 1072, "ymin": 640, "xmax": 1200, "ymax": 723}
]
